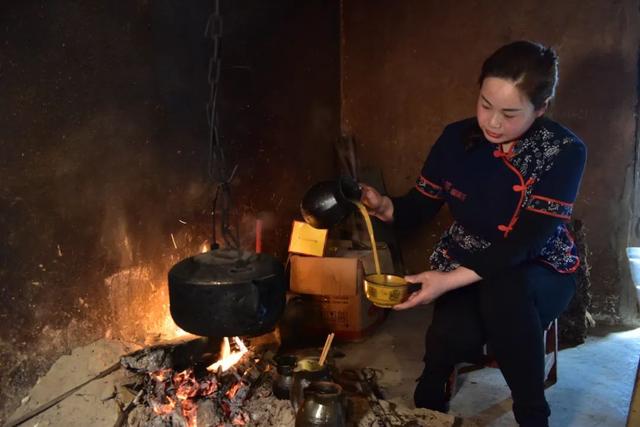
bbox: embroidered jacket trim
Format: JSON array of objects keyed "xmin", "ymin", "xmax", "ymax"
[
  {"xmin": 524, "ymin": 195, "xmax": 573, "ymax": 219},
  {"xmin": 415, "ymin": 175, "xmax": 444, "ymax": 200}
]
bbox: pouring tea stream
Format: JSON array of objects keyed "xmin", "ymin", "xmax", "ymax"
[{"xmin": 300, "ymin": 177, "xmax": 412, "ymax": 307}]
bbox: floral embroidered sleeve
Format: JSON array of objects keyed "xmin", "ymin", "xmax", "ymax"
[
  {"xmin": 523, "ymin": 141, "xmax": 587, "ymax": 220},
  {"xmin": 455, "ymin": 140, "xmax": 587, "ymax": 278}
]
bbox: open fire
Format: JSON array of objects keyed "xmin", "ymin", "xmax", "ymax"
[
  {"xmin": 207, "ymin": 337, "xmax": 249, "ymax": 373},
  {"xmin": 134, "ymin": 336, "xmax": 263, "ymax": 427}
]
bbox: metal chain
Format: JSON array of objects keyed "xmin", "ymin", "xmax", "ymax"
[
  {"xmin": 205, "ymin": 0, "xmax": 224, "ymax": 182},
  {"xmin": 205, "ymin": 0, "xmax": 239, "ymax": 250}
]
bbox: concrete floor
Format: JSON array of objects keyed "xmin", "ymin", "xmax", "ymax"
[{"xmin": 334, "ymin": 305, "xmax": 640, "ymax": 427}]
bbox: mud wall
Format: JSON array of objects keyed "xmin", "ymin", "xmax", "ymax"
[
  {"xmin": 341, "ymin": 0, "xmax": 640, "ymax": 324},
  {"xmin": 0, "ymin": 0, "xmax": 339, "ymax": 421}
]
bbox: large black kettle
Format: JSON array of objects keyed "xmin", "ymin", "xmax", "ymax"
[
  {"xmin": 300, "ymin": 176, "xmax": 362, "ymax": 229},
  {"xmin": 168, "ymin": 249, "xmax": 286, "ymax": 337}
]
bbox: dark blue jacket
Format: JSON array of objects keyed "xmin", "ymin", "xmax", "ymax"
[{"xmin": 392, "ymin": 117, "xmax": 587, "ymax": 277}]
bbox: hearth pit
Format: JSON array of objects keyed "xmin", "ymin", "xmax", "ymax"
[
  {"xmin": 6, "ymin": 330, "xmax": 459, "ymax": 427},
  {"xmin": 120, "ymin": 335, "xmax": 293, "ymax": 427}
]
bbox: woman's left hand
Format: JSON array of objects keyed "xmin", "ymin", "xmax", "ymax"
[{"xmin": 393, "ymin": 270, "xmax": 451, "ymax": 310}]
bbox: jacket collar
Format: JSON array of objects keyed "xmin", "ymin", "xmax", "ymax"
[{"xmin": 487, "ymin": 117, "xmax": 548, "ymax": 159}]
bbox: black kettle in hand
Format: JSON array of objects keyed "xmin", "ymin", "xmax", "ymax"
[{"xmin": 300, "ymin": 176, "xmax": 362, "ymax": 229}]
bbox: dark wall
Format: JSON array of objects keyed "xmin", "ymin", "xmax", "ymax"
[
  {"xmin": 0, "ymin": 0, "xmax": 339, "ymax": 421},
  {"xmin": 341, "ymin": 0, "xmax": 640, "ymax": 323},
  {"xmin": 219, "ymin": 1, "xmax": 341, "ymax": 254}
]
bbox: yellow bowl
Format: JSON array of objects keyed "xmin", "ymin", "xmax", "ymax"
[{"xmin": 363, "ymin": 274, "xmax": 410, "ymax": 308}]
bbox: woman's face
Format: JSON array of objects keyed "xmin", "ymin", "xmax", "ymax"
[{"xmin": 476, "ymin": 77, "xmax": 546, "ymax": 145}]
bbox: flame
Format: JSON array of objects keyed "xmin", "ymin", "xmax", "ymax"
[
  {"xmin": 200, "ymin": 241, "xmax": 209, "ymax": 253},
  {"xmin": 207, "ymin": 337, "xmax": 248, "ymax": 372},
  {"xmin": 174, "ymin": 327, "xmax": 189, "ymax": 337},
  {"xmin": 161, "ymin": 312, "xmax": 192, "ymax": 339}
]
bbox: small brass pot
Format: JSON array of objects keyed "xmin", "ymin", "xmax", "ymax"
[
  {"xmin": 290, "ymin": 357, "xmax": 332, "ymax": 412},
  {"xmin": 363, "ymin": 273, "xmax": 412, "ymax": 308}
]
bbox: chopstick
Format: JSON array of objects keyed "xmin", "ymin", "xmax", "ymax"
[{"xmin": 319, "ymin": 332, "xmax": 335, "ymax": 366}]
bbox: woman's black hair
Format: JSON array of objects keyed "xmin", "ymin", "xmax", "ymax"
[{"xmin": 479, "ymin": 40, "xmax": 559, "ymax": 110}]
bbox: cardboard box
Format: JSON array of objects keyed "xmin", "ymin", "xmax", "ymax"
[{"xmin": 289, "ymin": 242, "xmax": 394, "ymax": 341}]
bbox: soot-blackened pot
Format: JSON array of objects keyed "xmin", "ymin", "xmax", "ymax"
[{"xmin": 168, "ymin": 249, "xmax": 286, "ymax": 337}]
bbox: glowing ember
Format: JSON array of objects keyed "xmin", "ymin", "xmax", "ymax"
[
  {"xmin": 150, "ymin": 368, "xmax": 173, "ymax": 382},
  {"xmin": 150, "ymin": 368, "xmax": 202, "ymax": 426},
  {"xmin": 181, "ymin": 399, "xmax": 198, "ymax": 427},
  {"xmin": 151, "ymin": 395, "xmax": 176, "ymax": 415},
  {"xmin": 199, "ymin": 376, "xmax": 219, "ymax": 396},
  {"xmin": 142, "ymin": 336, "xmax": 254, "ymax": 426},
  {"xmin": 231, "ymin": 412, "xmax": 250, "ymax": 425},
  {"xmin": 173, "ymin": 369, "xmax": 199, "ymax": 401},
  {"xmin": 207, "ymin": 337, "xmax": 248, "ymax": 372},
  {"xmin": 226, "ymin": 381, "xmax": 243, "ymax": 399}
]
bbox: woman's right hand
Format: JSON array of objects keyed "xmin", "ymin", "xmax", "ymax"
[
  {"xmin": 393, "ymin": 271, "xmax": 449, "ymax": 310},
  {"xmin": 359, "ymin": 183, "xmax": 394, "ymax": 223}
]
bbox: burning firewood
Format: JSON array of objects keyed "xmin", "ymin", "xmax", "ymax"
[
  {"xmin": 120, "ymin": 337, "xmax": 222, "ymax": 373},
  {"xmin": 123, "ymin": 336, "xmax": 274, "ymax": 427}
]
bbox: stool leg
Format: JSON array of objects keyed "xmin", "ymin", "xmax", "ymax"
[
  {"xmin": 444, "ymin": 366, "xmax": 460, "ymax": 402},
  {"xmin": 544, "ymin": 319, "xmax": 558, "ymax": 388}
]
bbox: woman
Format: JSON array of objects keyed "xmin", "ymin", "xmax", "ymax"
[{"xmin": 361, "ymin": 40, "xmax": 586, "ymax": 427}]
